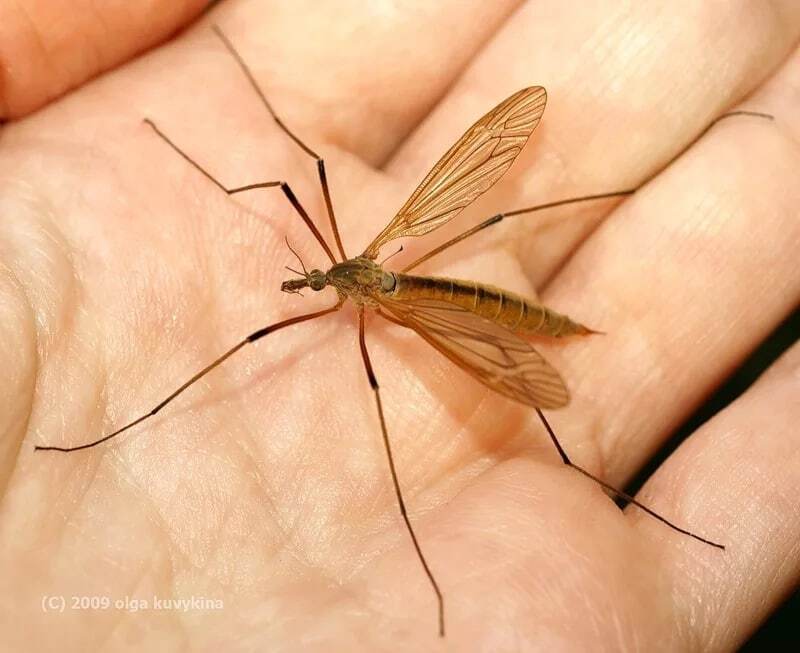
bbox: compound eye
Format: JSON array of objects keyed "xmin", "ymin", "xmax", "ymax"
[{"xmin": 309, "ymin": 270, "xmax": 327, "ymax": 291}]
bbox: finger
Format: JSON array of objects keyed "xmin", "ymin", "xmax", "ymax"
[
  {"xmin": 633, "ymin": 338, "xmax": 800, "ymax": 651},
  {"xmin": 0, "ymin": 266, "xmax": 36, "ymax": 491},
  {"xmin": 0, "ymin": 0, "xmax": 210, "ymax": 119},
  {"xmin": 385, "ymin": 1, "xmax": 800, "ymax": 285},
  {"xmin": 211, "ymin": 0, "xmax": 523, "ymax": 165},
  {"xmin": 541, "ymin": 43, "xmax": 800, "ymax": 481}
]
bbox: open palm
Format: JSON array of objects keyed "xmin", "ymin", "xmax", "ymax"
[{"xmin": 2, "ymin": 2, "xmax": 799, "ymax": 650}]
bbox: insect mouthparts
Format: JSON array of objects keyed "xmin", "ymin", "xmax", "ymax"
[{"xmin": 281, "ymin": 277, "xmax": 309, "ymax": 294}]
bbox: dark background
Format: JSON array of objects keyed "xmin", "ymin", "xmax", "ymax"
[{"xmin": 625, "ymin": 308, "xmax": 799, "ymax": 650}]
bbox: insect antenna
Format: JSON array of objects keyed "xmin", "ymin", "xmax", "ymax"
[{"xmin": 285, "ymin": 237, "xmax": 310, "ymax": 276}]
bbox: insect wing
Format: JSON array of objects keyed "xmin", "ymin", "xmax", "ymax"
[
  {"xmin": 379, "ymin": 296, "xmax": 568, "ymax": 409},
  {"xmin": 363, "ymin": 87, "xmax": 547, "ymax": 259}
]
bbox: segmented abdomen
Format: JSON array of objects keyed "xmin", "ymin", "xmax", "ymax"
[{"xmin": 389, "ymin": 274, "xmax": 592, "ymax": 337}]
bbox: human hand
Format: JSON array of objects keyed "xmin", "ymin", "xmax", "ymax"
[{"xmin": 2, "ymin": 2, "xmax": 799, "ymax": 650}]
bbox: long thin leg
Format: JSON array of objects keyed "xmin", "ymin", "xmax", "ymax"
[
  {"xmin": 402, "ymin": 190, "xmax": 633, "ymax": 272},
  {"xmin": 35, "ymin": 304, "xmax": 342, "ymax": 453},
  {"xmin": 403, "ymin": 110, "xmax": 773, "ymax": 273},
  {"xmin": 534, "ymin": 409, "xmax": 724, "ymax": 549},
  {"xmin": 357, "ymin": 308, "xmax": 445, "ymax": 637},
  {"xmin": 212, "ymin": 25, "xmax": 348, "ymax": 262},
  {"xmin": 143, "ymin": 118, "xmax": 336, "ymax": 265}
]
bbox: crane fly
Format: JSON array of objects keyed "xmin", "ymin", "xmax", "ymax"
[{"xmin": 35, "ymin": 25, "xmax": 774, "ymax": 638}]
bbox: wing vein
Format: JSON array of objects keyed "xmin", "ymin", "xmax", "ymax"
[
  {"xmin": 377, "ymin": 292, "xmax": 568, "ymax": 409},
  {"xmin": 363, "ymin": 87, "xmax": 547, "ymax": 258}
]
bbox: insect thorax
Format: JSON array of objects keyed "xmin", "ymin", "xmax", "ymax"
[{"xmin": 328, "ymin": 257, "xmax": 395, "ymax": 305}]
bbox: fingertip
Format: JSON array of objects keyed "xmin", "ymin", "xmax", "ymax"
[{"xmin": 0, "ymin": 0, "xmax": 209, "ymax": 118}]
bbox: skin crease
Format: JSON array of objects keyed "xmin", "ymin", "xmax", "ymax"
[{"xmin": 1, "ymin": 0, "xmax": 800, "ymax": 650}]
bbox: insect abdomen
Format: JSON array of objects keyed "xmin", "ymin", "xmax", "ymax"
[{"xmin": 390, "ymin": 275, "xmax": 593, "ymax": 337}]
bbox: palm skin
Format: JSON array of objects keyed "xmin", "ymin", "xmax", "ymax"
[{"xmin": 1, "ymin": 2, "xmax": 799, "ymax": 651}]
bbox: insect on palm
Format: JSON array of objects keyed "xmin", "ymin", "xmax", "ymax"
[{"xmin": 35, "ymin": 25, "xmax": 773, "ymax": 638}]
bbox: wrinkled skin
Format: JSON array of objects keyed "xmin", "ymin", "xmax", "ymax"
[{"xmin": 1, "ymin": 2, "xmax": 799, "ymax": 651}]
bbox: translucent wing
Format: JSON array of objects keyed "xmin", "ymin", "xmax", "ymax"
[
  {"xmin": 363, "ymin": 87, "xmax": 547, "ymax": 259},
  {"xmin": 378, "ymin": 295, "xmax": 568, "ymax": 409}
]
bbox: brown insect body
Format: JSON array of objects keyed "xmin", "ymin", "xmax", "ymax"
[
  {"xmin": 282, "ymin": 256, "xmax": 592, "ymax": 338},
  {"xmin": 388, "ymin": 273, "xmax": 593, "ymax": 338}
]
